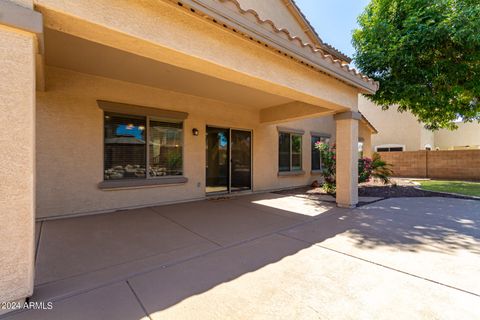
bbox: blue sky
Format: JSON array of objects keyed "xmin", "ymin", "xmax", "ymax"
[{"xmin": 295, "ymin": 0, "xmax": 370, "ymax": 62}]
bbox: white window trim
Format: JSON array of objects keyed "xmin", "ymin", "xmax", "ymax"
[{"xmin": 374, "ymin": 144, "xmax": 405, "ymax": 152}]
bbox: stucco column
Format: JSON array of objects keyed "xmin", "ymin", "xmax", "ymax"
[
  {"xmin": 0, "ymin": 1, "xmax": 39, "ymax": 313},
  {"xmin": 363, "ymin": 134, "xmax": 373, "ymax": 158},
  {"xmin": 334, "ymin": 111, "xmax": 361, "ymax": 208}
]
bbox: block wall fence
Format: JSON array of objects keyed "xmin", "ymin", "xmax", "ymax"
[{"xmin": 378, "ymin": 150, "xmax": 480, "ymax": 180}]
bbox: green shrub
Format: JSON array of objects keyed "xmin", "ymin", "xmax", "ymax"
[{"xmin": 314, "ymin": 142, "xmax": 392, "ymax": 194}]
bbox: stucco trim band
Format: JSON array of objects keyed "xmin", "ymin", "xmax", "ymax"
[
  {"xmin": 278, "ymin": 170, "xmax": 306, "ymax": 177},
  {"xmin": 97, "ymin": 100, "xmax": 188, "ymax": 120},
  {"xmin": 277, "ymin": 126, "xmax": 305, "ymax": 135},
  {"xmin": 98, "ymin": 177, "xmax": 188, "ymax": 190},
  {"xmin": 334, "ymin": 111, "xmax": 362, "ymax": 121},
  {"xmin": 310, "ymin": 131, "xmax": 331, "ymax": 138}
]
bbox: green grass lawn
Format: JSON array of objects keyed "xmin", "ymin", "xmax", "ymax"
[{"xmin": 418, "ymin": 180, "xmax": 480, "ymax": 197}]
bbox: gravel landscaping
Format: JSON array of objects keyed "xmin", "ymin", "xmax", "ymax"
[
  {"xmin": 276, "ymin": 178, "xmax": 478, "ymax": 206},
  {"xmin": 358, "ymin": 178, "xmax": 475, "ymax": 199}
]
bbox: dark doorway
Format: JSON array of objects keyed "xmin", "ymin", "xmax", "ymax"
[{"xmin": 206, "ymin": 127, "xmax": 252, "ymax": 194}]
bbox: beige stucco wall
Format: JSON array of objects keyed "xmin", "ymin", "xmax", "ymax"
[
  {"xmin": 358, "ymin": 95, "xmax": 428, "ymax": 151},
  {"xmin": 359, "ymin": 122, "xmax": 373, "ymax": 158},
  {"xmin": 420, "ymin": 126, "xmax": 435, "ymax": 149},
  {"xmin": 35, "ymin": 0, "xmax": 359, "ymax": 112},
  {"xmin": 8, "ymin": 0, "xmax": 33, "ymax": 9},
  {"xmin": 235, "ymin": 0, "xmax": 308, "ymax": 42},
  {"xmin": 434, "ymin": 122, "xmax": 480, "ymax": 150},
  {"xmin": 36, "ymin": 67, "xmax": 341, "ymax": 219},
  {"xmin": 359, "ymin": 96, "xmax": 480, "ymax": 151},
  {"xmin": 0, "ymin": 25, "xmax": 35, "ymax": 305}
]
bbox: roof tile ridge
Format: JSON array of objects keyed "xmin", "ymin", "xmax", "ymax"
[{"xmin": 217, "ymin": 0, "xmax": 378, "ymax": 88}]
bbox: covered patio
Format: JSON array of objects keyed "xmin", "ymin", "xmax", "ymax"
[
  {"xmin": 1, "ymin": 0, "xmax": 378, "ymax": 310},
  {"xmin": 3, "ymin": 193, "xmax": 479, "ymax": 319},
  {"xmin": 32, "ymin": 192, "xmax": 334, "ymax": 303}
]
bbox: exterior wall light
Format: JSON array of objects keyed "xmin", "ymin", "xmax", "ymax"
[{"xmin": 192, "ymin": 128, "xmax": 199, "ymax": 136}]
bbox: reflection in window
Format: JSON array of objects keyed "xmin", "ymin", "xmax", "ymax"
[
  {"xmin": 104, "ymin": 113, "xmax": 146, "ymax": 180},
  {"xmin": 104, "ymin": 112, "xmax": 183, "ymax": 180},
  {"xmin": 291, "ymin": 135, "xmax": 302, "ymax": 170},
  {"xmin": 279, "ymin": 132, "xmax": 291, "ymax": 172},
  {"xmin": 279, "ymin": 132, "xmax": 303, "ymax": 172},
  {"xmin": 311, "ymin": 136, "xmax": 329, "ymax": 171},
  {"xmin": 358, "ymin": 141, "xmax": 364, "ymax": 158},
  {"xmin": 149, "ymin": 120, "xmax": 183, "ymax": 177}
]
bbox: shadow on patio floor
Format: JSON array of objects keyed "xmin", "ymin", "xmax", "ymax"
[{"xmin": 5, "ymin": 193, "xmax": 479, "ymax": 319}]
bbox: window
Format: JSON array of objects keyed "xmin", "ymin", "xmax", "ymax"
[
  {"xmin": 149, "ymin": 120, "xmax": 183, "ymax": 177},
  {"xmin": 311, "ymin": 136, "xmax": 329, "ymax": 171},
  {"xmin": 375, "ymin": 144, "xmax": 405, "ymax": 152},
  {"xmin": 358, "ymin": 141, "xmax": 364, "ymax": 158},
  {"xmin": 376, "ymin": 147, "xmax": 403, "ymax": 152},
  {"xmin": 104, "ymin": 112, "xmax": 183, "ymax": 180},
  {"xmin": 279, "ymin": 132, "xmax": 302, "ymax": 172},
  {"xmin": 104, "ymin": 113, "xmax": 147, "ymax": 180}
]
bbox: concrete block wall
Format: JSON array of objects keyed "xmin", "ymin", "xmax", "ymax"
[
  {"xmin": 379, "ymin": 150, "xmax": 480, "ymax": 180},
  {"xmin": 378, "ymin": 151, "xmax": 427, "ymax": 178},
  {"xmin": 427, "ymin": 150, "xmax": 480, "ymax": 180}
]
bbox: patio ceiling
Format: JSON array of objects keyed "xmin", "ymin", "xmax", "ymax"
[{"xmin": 44, "ymin": 29, "xmax": 293, "ymax": 110}]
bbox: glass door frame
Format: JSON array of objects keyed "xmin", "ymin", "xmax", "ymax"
[{"xmin": 205, "ymin": 125, "xmax": 253, "ymax": 195}]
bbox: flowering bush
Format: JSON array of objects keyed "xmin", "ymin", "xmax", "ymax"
[
  {"xmin": 358, "ymin": 157, "xmax": 373, "ymax": 183},
  {"xmin": 314, "ymin": 142, "xmax": 392, "ymax": 194}
]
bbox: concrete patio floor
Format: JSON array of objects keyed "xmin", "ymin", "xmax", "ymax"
[{"xmin": 3, "ymin": 193, "xmax": 480, "ymax": 319}]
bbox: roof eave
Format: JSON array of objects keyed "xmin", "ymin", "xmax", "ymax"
[
  {"xmin": 360, "ymin": 114, "xmax": 379, "ymax": 134},
  {"xmin": 172, "ymin": 0, "xmax": 378, "ymax": 93},
  {"xmin": 284, "ymin": 0, "xmax": 353, "ymax": 63}
]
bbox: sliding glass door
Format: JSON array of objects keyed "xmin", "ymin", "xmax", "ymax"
[
  {"xmin": 206, "ymin": 127, "xmax": 251, "ymax": 194},
  {"xmin": 206, "ymin": 127, "xmax": 229, "ymax": 194},
  {"xmin": 231, "ymin": 130, "xmax": 252, "ymax": 192}
]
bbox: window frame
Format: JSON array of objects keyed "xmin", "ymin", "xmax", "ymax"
[
  {"xmin": 103, "ymin": 113, "xmax": 185, "ymax": 181},
  {"xmin": 278, "ymin": 128, "xmax": 305, "ymax": 174},
  {"xmin": 310, "ymin": 133, "xmax": 330, "ymax": 173},
  {"xmin": 98, "ymin": 101, "xmax": 188, "ymax": 189},
  {"xmin": 374, "ymin": 144, "xmax": 405, "ymax": 152},
  {"xmin": 146, "ymin": 116, "xmax": 184, "ymax": 179},
  {"xmin": 290, "ymin": 134, "xmax": 303, "ymax": 171}
]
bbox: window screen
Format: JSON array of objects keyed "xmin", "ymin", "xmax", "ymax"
[{"xmin": 149, "ymin": 120, "xmax": 183, "ymax": 177}]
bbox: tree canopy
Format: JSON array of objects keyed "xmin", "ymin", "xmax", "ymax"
[{"xmin": 352, "ymin": 0, "xmax": 480, "ymax": 130}]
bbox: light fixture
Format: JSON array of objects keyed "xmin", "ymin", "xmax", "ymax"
[{"xmin": 192, "ymin": 128, "xmax": 199, "ymax": 136}]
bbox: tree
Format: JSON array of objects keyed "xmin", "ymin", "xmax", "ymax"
[{"xmin": 352, "ymin": 0, "xmax": 480, "ymax": 130}]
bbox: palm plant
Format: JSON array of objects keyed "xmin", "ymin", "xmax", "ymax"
[
  {"xmin": 370, "ymin": 152, "xmax": 393, "ymax": 184},
  {"xmin": 314, "ymin": 143, "xmax": 393, "ymax": 193}
]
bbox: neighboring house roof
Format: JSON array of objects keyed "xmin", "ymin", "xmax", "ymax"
[
  {"xmin": 360, "ymin": 113, "xmax": 378, "ymax": 134},
  {"xmin": 180, "ymin": 0, "xmax": 378, "ymax": 93},
  {"xmin": 283, "ymin": 0, "xmax": 352, "ymax": 63}
]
